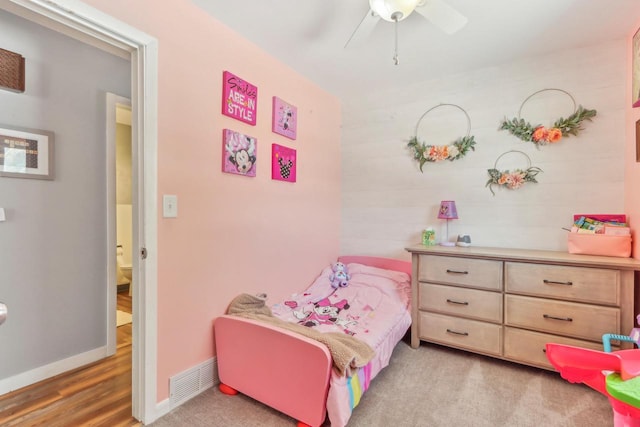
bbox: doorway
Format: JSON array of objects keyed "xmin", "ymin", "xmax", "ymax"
[
  {"xmin": 0, "ymin": 0, "xmax": 159, "ymax": 423},
  {"xmin": 108, "ymin": 93, "xmax": 134, "ymax": 356}
]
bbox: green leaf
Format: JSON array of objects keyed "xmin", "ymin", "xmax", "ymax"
[{"xmin": 487, "ymin": 168, "xmax": 501, "ymax": 180}]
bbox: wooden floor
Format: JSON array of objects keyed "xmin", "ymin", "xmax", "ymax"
[{"xmin": 0, "ymin": 291, "xmax": 141, "ymax": 426}]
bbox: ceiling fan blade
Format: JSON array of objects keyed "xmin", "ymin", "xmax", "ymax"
[
  {"xmin": 415, "ymin": 0, "xmax": 468, "ymax": 34},
  {"xmin": 344, "ymin": 9, "xmax": 381, "ymax": 48}
]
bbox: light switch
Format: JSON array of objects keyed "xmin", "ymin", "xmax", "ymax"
[
  {"xmin": 163, "ymin": 195, "xmax": 178, "ymax": 218},
  {"xmin": 0, "ymin": 208, "xmax": 5, "ymax": 222}
]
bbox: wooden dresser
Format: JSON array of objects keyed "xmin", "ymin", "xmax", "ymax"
[{"xmin": 405, "ymin": 244, "xmax": 640, "ymax": 370}]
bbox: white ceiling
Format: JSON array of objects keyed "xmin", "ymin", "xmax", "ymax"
[{"xmin": 193, "ymin": 0, "xmax": 640, "ymax": 101}]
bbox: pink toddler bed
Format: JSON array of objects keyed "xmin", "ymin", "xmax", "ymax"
[{"xmin": 214, "ymin": 256, "xmax": 412, "ymax": 427}]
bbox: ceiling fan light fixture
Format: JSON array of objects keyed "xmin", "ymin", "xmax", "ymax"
[{"xmin": 369, "ymin": 0, "xmax": 421, "ymax": 22}]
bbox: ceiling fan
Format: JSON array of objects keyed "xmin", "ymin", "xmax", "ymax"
[{"xmin": 345, "ymin": 0, "xmax": 468, "ymax": 65}]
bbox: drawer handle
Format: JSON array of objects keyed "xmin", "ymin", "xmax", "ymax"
[
  {"xmin": 446, "ymin": 299, "xmax": 469, "ymax": 306},
  {"xmin": 543, "ymin": 314, "xmax": 573, "ymax": 322},
  {"xmin": 446, "ymin": 269, "xmax": 469, "ymax": 275},
  {"xmin": 543, "ymin": 279, "xmax": 573, "ymax": 286},
  {"xmin": 446, "ymin": 328, "xmax": 469, "ymax": 336}
]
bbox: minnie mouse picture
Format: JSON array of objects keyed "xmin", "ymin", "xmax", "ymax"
[
  {"xmin": 294, "ymin": 297, "xmax": 350, "ymax": 328},
  {"xmin": 229, "ymin": 148, "xmax": 256, "ymax": 175},
  {"xmin": 223, "ymin": 129, "xmax": 257, "ymax": 177},
  {"xmin": 272, "ymin": 96, "xmax": 297, "ymax": 140}
]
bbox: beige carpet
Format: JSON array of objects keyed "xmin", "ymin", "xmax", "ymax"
[
  {"xmin": 150, "ymin": 338, "xmax": 614, "ymax": 427},
  {"xmin": 117, "ymin": 310, "xmax": 132, "ymax": 327}
]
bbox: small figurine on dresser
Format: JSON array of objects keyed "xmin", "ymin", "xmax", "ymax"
[{"xmin": 456, "ymin": 234, "xmax": 471, "ymax": 247}]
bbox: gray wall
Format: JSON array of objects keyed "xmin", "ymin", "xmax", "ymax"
[{"xmin": 0, "ymin": 10, "xmax": 130, "ymax": 379}]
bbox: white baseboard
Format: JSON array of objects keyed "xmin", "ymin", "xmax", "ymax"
[
  {"xmin": 0, "ymin": 346, "xmax": 108, "ymax": 395},
  {"xmin": 153, "ymin": 398, "xmax": 172, "ymax": 421}
]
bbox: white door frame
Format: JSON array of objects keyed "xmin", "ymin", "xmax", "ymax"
[{"xmin": 0, "ymin": 0, "xmax": 159, "ymax": 423}]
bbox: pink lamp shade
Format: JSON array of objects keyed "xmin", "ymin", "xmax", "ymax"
[
  {"xmin": 438, "ymin": 200, "xmax": 458, "ymax": 246},
  {"xmin": 438, "ymin": 201, "xmax": 458, "ymax": 220}
]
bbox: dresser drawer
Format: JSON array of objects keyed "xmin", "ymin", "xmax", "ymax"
[
  {"xmin": 418, "ymin": 311, "xmax": 502, "ymax": 355},
  {"xmin": 504, "ymin": 295, "xmax": 619, "ymax": 342},
  {"xmin": 419, "ymin": 255, "xmax": 503, "ymax": 291},
  {"xmin": 504, "ymin": 327, "xmax": 607, "ymax": 369},
  {"xmin": 505, "ymin": 262, "xmax": 620, "ymax": 305},
  {"xmin": 419, "ymin": 283, "xmax": 502, "ymax": 323}
]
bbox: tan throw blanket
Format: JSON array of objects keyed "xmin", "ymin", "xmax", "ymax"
[{"xmin": 226, "ymin": 293, "xmax": 375, "ymax": 377}]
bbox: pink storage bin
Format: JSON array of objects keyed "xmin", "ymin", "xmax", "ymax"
[{"xmin": 567, "ymin": 233, "xmax": 632, "ymax": 258}]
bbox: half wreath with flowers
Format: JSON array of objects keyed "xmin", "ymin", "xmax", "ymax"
[
  {"xmin": 486, "ymin": 166, "xmax": 542, "ymax": 196},
  {"xmin": 407, "ymin": 135, "xmax": 476, "ymax": 172},
  {"xmin": 499, "ymin": 105, "xmax": 597, "ymax": 147}
]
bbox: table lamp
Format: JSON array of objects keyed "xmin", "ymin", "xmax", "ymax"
[{"xmin": 438, "ymin": 200, "xmax": 458, "ymax": 246}]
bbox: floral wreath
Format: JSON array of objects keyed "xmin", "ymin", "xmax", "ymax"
[
  {"xmin": 407, "ymin": 103, "xmax": 476, "ymax": 172},
  {"xmin": 486, "ymin": 150, "xmax": 542, "ymax": 196},
  {"xmin": 499, "ymin": 88, "xmax": 597, "ymax": 147}
]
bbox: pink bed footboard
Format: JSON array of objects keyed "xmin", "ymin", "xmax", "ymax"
[
  {"xmin": 214, "ymin": 256, "xmax": 412, "ymax": 427},
  {"xmin": 215, "ymin": 315, "xmax": 332, "ymax": 426}
]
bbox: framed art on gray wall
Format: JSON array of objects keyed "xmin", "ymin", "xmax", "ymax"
[
  {"xmin": 0, "ymin": 48, "xmax": 25, "ymax": 93},
  {"xmin": 0, "ymin": 124, "xmax": 54, "ymax": 180}
]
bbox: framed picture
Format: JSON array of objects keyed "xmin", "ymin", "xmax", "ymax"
[
  {"xmin": 0, "ymin": 48, "xmax": 25, "ymax": 93},
  {"xmin": 633, "ymin": 27, "xmax": 640, "ymax": 108},
  {"xmin": 271, "ymin": 143, "xmax": 296, "ymax": 183},
  {"xmin": 222, "ymin": 71, "xmax": 258, "ymax": 125},
  {"xmin": 0, "ymin": 124, "xmax": 54, "ymax": 180},
  {"xmin": 272, "ymin": 96, "xmax": 297, "ymax": 140},
  {"xmin": 222, "ymin": 129, "xmax": 257, "ymax": 177}
]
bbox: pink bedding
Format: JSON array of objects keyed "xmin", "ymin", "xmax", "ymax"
[{"xmin": 271, "ymin": 262, "xmax": 412, "ymax": 426}]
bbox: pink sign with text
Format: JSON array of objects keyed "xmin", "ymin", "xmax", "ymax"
[{"xmin": 222, "ymin": 71, "xmax": 258, "ymax": 125}]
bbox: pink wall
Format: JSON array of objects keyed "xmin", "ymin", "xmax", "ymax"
[
  {"xmin": 84, "ymin": 0, "xmax": 341, "ymax": 402},
  {"xmin": 627, "ymin": 20, "xmax": 640, "ymax": 259}
]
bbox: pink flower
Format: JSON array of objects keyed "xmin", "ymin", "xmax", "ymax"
[
  {"xmin": 506, "ymin": 172, "xmax": 525, "ymax": 189},
  {"xmin": 532, "ymin": 126, "xmax": 548, "ymax": 142},
  {"xmin": 428, "ymin": 145, "xmax": 449, "ymax": 161},
  {"xmin": 547, "ymin": 128, "xmax": 562, "ymax": 143}
]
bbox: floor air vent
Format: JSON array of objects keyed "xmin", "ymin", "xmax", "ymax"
[{"xmin": 169, "ymin": 357, "xmax": 217, "ymax": 408}]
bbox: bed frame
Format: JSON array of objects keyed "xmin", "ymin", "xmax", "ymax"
[{"xmin": 214, "ymin": 256, "xmax": 412, "ymax": 427}]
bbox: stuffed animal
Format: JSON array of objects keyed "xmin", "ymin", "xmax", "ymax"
[{"xmin": 329, "ymin": 262, "xmax": 351, "ymax": 289}]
